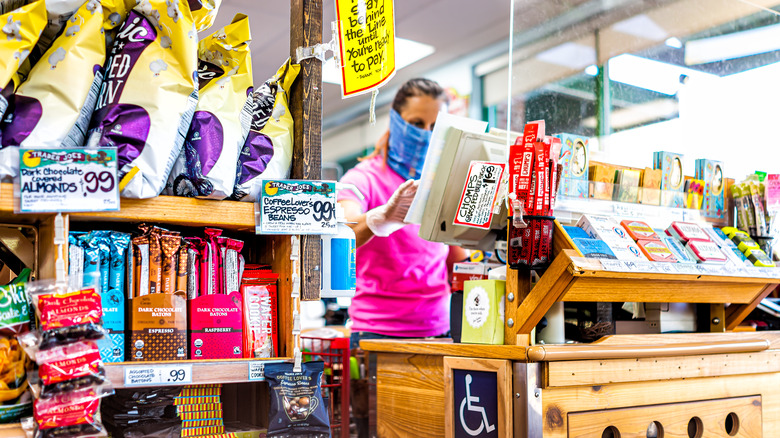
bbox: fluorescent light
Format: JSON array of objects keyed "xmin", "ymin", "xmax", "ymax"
[
  {"xmin": 608, "ymin": 54, "xmax": 717, "ymax": 95},
  {"xmin": 535, "ymin": 42, "xmax": 596, "ymax": 69},
  {"xmin": 665, "ymin": 37, "xmax": 683, "ymax": 49},
  {"xmin": 584, "ymin": 64, "xmax": 599, "ymax": 76},
  {"xmin": 322, "ymin": 37, "xmax": 435, "ymax": 85},
  {"xmin": 685, "ymin": 23, "xmax": 780, "ymax": 65},
  {"xmin": 611, "ymin": 14, "xmax": 668, "ymax": 41}
]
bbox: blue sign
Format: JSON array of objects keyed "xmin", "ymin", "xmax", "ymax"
[{"xmin": 453, "ymin": 369, "xmax": 498, "ymax": 438}]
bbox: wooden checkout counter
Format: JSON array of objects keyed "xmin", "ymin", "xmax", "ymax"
[{"xmin": 361, "ymin": 222, "xmax": 780, "ymax": 437}]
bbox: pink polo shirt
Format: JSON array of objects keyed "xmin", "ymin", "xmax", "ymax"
[{"xmin": 338, "ymin": 156, "xmax": 450, "ymax": 337}]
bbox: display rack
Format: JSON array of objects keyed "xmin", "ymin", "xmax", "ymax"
[
  {"xmin": 104, "ymin": 358, "xmax": 289, "ymax": 388},
  {"xmin": 504, "ymin": 220, "xmax": 780, "ymax": 344}
]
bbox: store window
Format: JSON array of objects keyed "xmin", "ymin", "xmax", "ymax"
[{"xmin": 487, "ymin": 0, "xmax": 780, "ymax": 179}]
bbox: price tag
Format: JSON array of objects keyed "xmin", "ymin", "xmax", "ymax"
[
  {"xmin": 248, "ymin": 362, "xmax": 266, "ymax": 381},
  {"xmin": 453, "ymin": 161, "xmax": 505, "ymax": 229},
  {"xmin": 600, "ymin": 259, "xmax": 625, "ymax": 272},
  {"xmin": 674, "ymin": 265, "xmax": 698, "ymax": 275},
  {"xmin": 124, "ymin": 364, "xmax": 192, "ymax": 386},
  {"xmin": 768, "ymin": 269, "xmax": 780, "ymax": 279},
  {"xmin": 633, "ymin": 261, "xmax": 658, "ymax": 273},
  {"xmin": 18, "ymin": 148, "xmax": 119, "ymax": 213},
  {"xmin": 257, "ymin": 180, "xmax": 338, "ymax": 235},
  {"xmin": 656, "ymin": 263, "xmax": 676, "ymax": 274}
]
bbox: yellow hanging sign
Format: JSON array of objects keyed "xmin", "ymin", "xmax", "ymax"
[{"xmin": 334, "ymin": 0, "xmax": 395, "ymax": 98}]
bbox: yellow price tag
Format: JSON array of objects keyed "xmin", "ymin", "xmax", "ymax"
[{"xmin": 334, "ymin": 0, "xmax": 396, "ymax": 97}]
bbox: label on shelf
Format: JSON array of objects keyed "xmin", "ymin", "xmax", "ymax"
[
  {"xmin": 248, "ymin": 361, "xmax": 266, "ymax": 381},
  {"xmin": 256, "ymin": 180, "xmax": 338, "ymax": 235},
  {"xmin": 124, "ymin": 363, "xmax": 193, "ymax": 386},
  {"xmin": 18, "ymin": 148, "xmax": 119, "ymax": 213},
  {"xmin": 453, "ymin": 161, "xmax": 505, "ymax": 229}
]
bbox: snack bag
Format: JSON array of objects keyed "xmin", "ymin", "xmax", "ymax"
[
  {"xmin": 265, "ymin": 361, "xmax": 330, "ymax": 438},
  {"xmin": 231, "ymin": 59, "xmax": 300, "ymax": 201},
  {"xmin": 0, "ymin": 0, "xmax": 46, "ymax": 181},
  {"xmin": 167, "ymin": 14, "xmax": 253, "ymax": 199},
  {"xmin": 1, "ymin": 0, "xmax": 133, "ymax": 151},
  {"xmin": 87, "ymin": 0, "xmax": 198, "ymax": 199},
  {"xmin": 187, "ymin": 0, "xmax": 220, "ymax": 31}
]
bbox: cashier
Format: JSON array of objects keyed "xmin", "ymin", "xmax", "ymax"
[{"xmin": 338, "ymin": 78, "xmax": 469, "ymax": 350}]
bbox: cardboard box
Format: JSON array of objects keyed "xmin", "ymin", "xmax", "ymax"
[
  {"xmin": 554, "ymin": 133, "xmax": 589, "ymax": 198},
  {"xmin": 461, "ymin": 280, "xmax": 505, "ymax": 345},
  {"xmin": 614, "ymin": 169, "xmax": 641, "ymax": 203},
  {"xmin": 589, "ymin": 163, "xmax": 616, "ymax": 200},
  {"xmin": 129, "ymin": 293, "xmax": 188, "ymax": 361},
  {"xmin": 640, "ymin": 168, "xmax": 661, "ymax": 205},
  {"xmin": 189, "ymin": 292, "xmax": 244, "ymax": 360},
  {"xmin": 576, "ymin": 214, "xmax": 633, "ymax": 243}
]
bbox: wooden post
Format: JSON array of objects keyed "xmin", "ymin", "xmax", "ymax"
[{"xmin": 290, "ymin": 0, "xmax": 323, "ymax": 301}]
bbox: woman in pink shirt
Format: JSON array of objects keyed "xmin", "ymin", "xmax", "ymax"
[{"xmin": 338, "ymin": 79, "xmax": 469, "ymax": 350}]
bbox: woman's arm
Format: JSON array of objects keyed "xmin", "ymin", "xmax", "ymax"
[
  {"xmin": 339, "ymin": 199, "xmax": 375, "ymax": 248},
  {"xmin": 446, "ymin": 245, "xmax": 470, "ymax": 282}
]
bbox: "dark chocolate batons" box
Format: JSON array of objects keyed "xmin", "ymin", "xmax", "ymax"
[{"xmin": 130, "ymin": 293, "xmax": 188, "ymax": 361}]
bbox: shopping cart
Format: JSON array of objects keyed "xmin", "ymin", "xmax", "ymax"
[{"xmin": 301, "ymin": 336, "xmax": 350, "ymax": 438}]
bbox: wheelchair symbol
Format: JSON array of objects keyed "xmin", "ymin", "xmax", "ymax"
[{"xmin": 459, "ymin": 374, "xmax": 495, "ymax": 436}]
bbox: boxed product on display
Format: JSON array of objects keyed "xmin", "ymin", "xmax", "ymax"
[
  {"xmin": 576, "ymin": 214, "xmax": 632, "ymax": 243},
  {"xmin": 639, "ymin": 168, "xmax": 662, "ymax": 205},
  {"xmin": 684, "ymin": 178, "xmax": 705, "ymax": 210},
  {"xmin": 636, "ymin": 239, "xmax": 677, "ymax": 263},
  {"xmin": 589, "ymin": 163, "xmax": 616, "ymax": 200},
  {"xmin": 662, "ymin": 235, "xmax": 696, "ymax": 264},
  {"xmin": 572, "ymin": 238, "xmax": 617, "ymax": 259},
  {"xmin": 685, "ymin": 240, "xmax": 727, "ymax": 264},
  {"xmin": 614, "ymin": 168, "xmax": 641, "ymax": 203},
  {"xmin": 666, "ymin": 221, "xmax": 710, "ymax": 243},
  {"xmin": 620, "ymin": 220, "xmax": 661, "ymax": 241},
  {"xmin": 460, "ymin": 280, "xmax": 505, "ymax": 345},
  {"xmin": 696, "ymin": 159, "xmax": 725, "ymax": 219},
  {"xmin": 654, "ymin": 151, "xmax": 685, "ymax": 208},
  {"xmin": 241, "ymin": 266, "xmax": 279, "ymax": 359},
  {"xmin": 554, "ymin": 133, "xmax": 589, "ymax": 198}
]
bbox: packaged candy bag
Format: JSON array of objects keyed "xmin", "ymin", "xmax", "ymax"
[
  {"xmin": 1, "ymin": 0, "xmax": 131, "ymax": 151},
  {"xmin": 0, "ymin": 0, "xmax": 46, "ymax": 181},
  {"xmin": 87, "ymin": 0, "xmax": 198, "ymax": 199},
  {"xmin": 265, "ymin": 361, "xmax": 330, "ymax": 438},
  {"xmin": 187, "ymin": 0, "xmax": 220, "ymax": 31},
  {"xmin": 167, "ymin": 14, "xmax": 253, "ymax": 199},
  {"xmin": 231, "ymin": 59, "xmax": 299, "ymax": 201},
  {"xmin": 31, "ymin": 341, "xmax": 107, "ymax": 398},
  {"xmin": 26, "ymin": 386, "xmax": 113, "ymax": 438}
]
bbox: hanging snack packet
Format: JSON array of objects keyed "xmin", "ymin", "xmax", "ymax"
[
  {"xmin": 1, "ymin": 0, "xmax": 119, "ymax": 150},
  {"xmin": 27, "ymin": 386, "xmax": 112, "ymax": 438},
  {"xmin": 87, "ymin": 0, "xmax": 199, "ymax": 199},
  {"xmin": 0, "ymin": 0, "xmax": 46, "ymax": 181},
  {"xmin": 187, "ymin": 0, "xmax": 220, "ymax": 31},
  {"xmin": 265, "ymin": 361, "xmax": 330, "ymax": 438},
  {"xmin": 231, "ymin": 60, "xmax": 300, "ymax": 201},
  {"xmin": 31, "ymin": 341, "xmax": 107, "ymax": 398},
  {"xmin": 167, "ymin": 14, "xmax": 253, "ymax": 199}
]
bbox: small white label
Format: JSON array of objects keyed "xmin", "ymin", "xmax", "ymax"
[
  {"xmin": 600, "ymin": 259, "xmax": 625, "ymax": 272},
  {"xmin": 465, "ymin": 286, "xmax": 490, "ymax": 329},
  {"xmin": 257, "ymin": 180, "xmax": 338, "ymax": 235},
  {"xmin": 633, "ymin": 261, "xmax": 659, "ymax": 273},
  {"xmin": 674, "ymin": 264, "xmax": 698, "ymax": 275},
  {"xmin": 124, "ymin": 364, "xmax": 193, "ymax": 387},
  {"xmin": 248, "ymin": 362, "xmax": 266, "ymax": 381}
]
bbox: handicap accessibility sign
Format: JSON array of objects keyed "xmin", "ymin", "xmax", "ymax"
[{"xmin": 453, "ymin": 369, "xmax": 499, "ymax": 437}]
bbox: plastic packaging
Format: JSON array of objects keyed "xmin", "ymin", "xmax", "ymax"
[
  {"xmin": 0, "ymin": 268, "xmax": 31, "ymax": 335},
  {"xmin": 168, "ymin": 14, "xmax": 253, "ymax": 199},
  {"xmin": 28, "ymin": 386, "xmax": 112, "ymax": 438},
  {"xmin": 86, "ymin": 0, "xmax": 199, "ymax": 198},
  {"xmin": 1, "ymin": 0, "xmax": 114, "ymax": 151},
  {"xmin": 187, "ymin": 0, "xmax": 221, "ymax": 31},
  {"xmin": 31, "ymin": 341, "xmax": 106, "ymax": 398},
  {"xmin": 231, "ymin": 60, "xmax": 300, "ymax": 201},
  {"xmin": 265, "ymin": 361, "xmax": 329, "ymax": 437}
]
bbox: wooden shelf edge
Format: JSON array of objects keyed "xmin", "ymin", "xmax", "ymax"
[
  {"xmin": 0, "ymin": 423, "xmax": 24, "ymax": 438},
  {"xmin": 359, "ymin": 339, "xmax": 529, "ymax": 361},
  {"xmin": 105, "ymin": 358, "xmax": 291, "ymax": 389},
  {"xmin": 1, "ymin": 183, "xmax": 256, "ymax": 231}
]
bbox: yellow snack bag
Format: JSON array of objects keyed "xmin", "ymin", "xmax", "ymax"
[
  {"xmin": 87, "ymin": 0, "xmax": 199, "ymax": 198},
  {"xmin": 0, "ymin": 0, "xmax": 46, "ymax": 114},
  {"xmin": 2, "ymin": 0, "xmax": 116, "ymax": 152},
  {"xmin": 231, "ymin": 59, "xmax": 299, "ymax": 201},
  {"xmin": 187, "ymin": 0, "xmax": 220, "ymax": 31},
  {"xmin": 168, "ymin": 13, "xmax": 253, "ymax": 199}
]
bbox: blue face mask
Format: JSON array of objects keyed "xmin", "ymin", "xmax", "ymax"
[{"xmin": 387, "ymin": 108, "xmax": 432, "ymax": 180}]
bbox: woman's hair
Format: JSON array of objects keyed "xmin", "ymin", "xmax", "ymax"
[{"xmin": 363, "ymin": 78, "xmax": 446, "ymax": 163}]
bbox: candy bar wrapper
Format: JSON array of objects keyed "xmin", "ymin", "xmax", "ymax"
[
  {"xmin": 75, "ymin": 235, "xmax": 101, "ymax": 290},
  {"xmin": 224, "ymin": 238, "xmax": 244, "ymax": 295},
  {"xmin": 186, "ymin": 242, "xmax": 200, "ymax": 299},
  {"xmin": 86, "ymin": 0, "xmax": 198, "ymax": 199},
  {"xmin": 161, "ymin": 233, "xmax": 181, "ymax": 294},
  {"xmin": 148, "ymin": 230, "xmax": 163, "ymax": 294},
  {"xmin": 176, "ymin": 241, "xmax": 190, "ymax": 295},
  {"xmin": 1, "ymin": 0, "xmax": 121, "ymax": 152},
  {"xmin": 32, "ymin": 341, "xmax": 106, "ymax": 397},
  {"xmin": 168, "ymin": 13, "xmax": 253, "ymax": 199},
  {"xmin": 31, "ymin": 386, "xmax": 112, "ymax": 435},
  {"xmin": 187, "ymin": 0, "xmax": 221, "ymax": 31},
  {"xmin": 132, "ymin": 236, "xmax": 150, "ymax": 298},
  {"xmin": 203, "ymin": 228, "xmax": 222, "ymax": 295},
  {"xmin": 86, "ymin": 233, "xmax": 111, "ymax": 304},
  {"xmin": 231, "ymin": 60, "xmax": 300, "ymax": 201}
]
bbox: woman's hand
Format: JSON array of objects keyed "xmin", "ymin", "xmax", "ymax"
[{"xmin": 365, "ymin": 179, "xmax": 418, "ymax": 237}]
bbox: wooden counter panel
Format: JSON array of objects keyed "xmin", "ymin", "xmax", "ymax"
[
  {"xmin": 568, "ymin": 395, "xmax": 762, "ymax": 438},
  {"xmin": 0, "ymin": 423, "xmax": 23, "ymax": 438},
  {"xmin": 545, "ymin": 350, "xmax": 780, "ymax": 387},
  {"xmin": 375, "ymin": 353, "xmax": 445, "ymax": 437},
  {"xmin": 563, "ymin": 277, "xmax": 766, "ymax": 303},
  {"xmin": 591, "ymin": 331, "xmax": 780, "ymax": 350},
  {"xmin": 542, "ymin": 373, "xmax": 780, "ymax": 438},
  {"xmin": 360, "ymin": 339, "xmax": 528, "ymax": 361}
]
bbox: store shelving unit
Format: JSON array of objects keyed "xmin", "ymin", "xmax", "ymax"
[{"xmin": 104, "ymin": 358, "xmax": 288, "ymax": 388}]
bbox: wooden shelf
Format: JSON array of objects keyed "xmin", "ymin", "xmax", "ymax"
[
  {"xmin": 105, "ymin": 358, "xmax": 291, "ymax": 389},
  {"xmin": 510, "ymin": 249, "xmax": 780, "ymax": 336},
  {"xmin": 1, "ymin": 183, "xmax": 256, "ymax": 232},
  {"xmin": 0, "ymin": 423, "xmax": 23, "ymax": 437}
]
